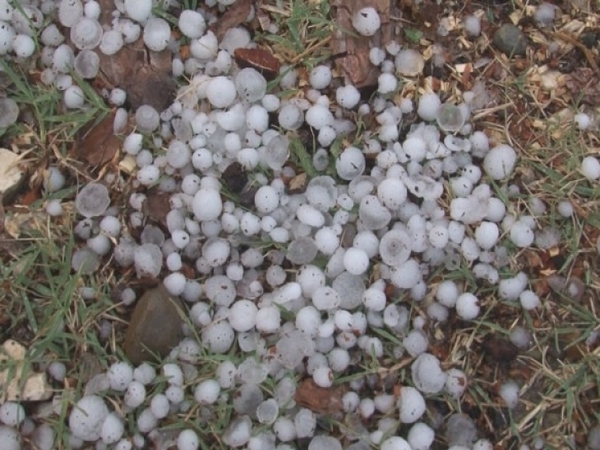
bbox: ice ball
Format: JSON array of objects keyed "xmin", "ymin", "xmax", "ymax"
[
  {"xmin": 58, "ymin": 0, "xmax": 84, "ymax": 27},
  {"xmin": 75, "ymin": 182, "xmax": 110, "ymax": 218},
  {"xmin": 135, "ymin": 104, "xmax": 160, "ymax": 132},
  {"xmin": 99, "ymin": 29, "xmax": 123, "ymax": 55},
  {"xmin": 436, "ymin": 103, "xmax": 466, "ymax": 133},
  {"xmin": 70, "ymin": 17, "xmax": 102, "ymax": 50},
  {"xmin": 74, "ymin": 49, "xmax": 100, "ymax": 78},
  {"xmin": 124, "ymin": 0, "xmax": 152, "ymax": 23},
  {"xmin": 417, "ymin": 92, "xmax": 441, "ymax": 121},
  {"xmin": 0, "ymin": 426, "xmax": 21, "ymax": 450},
  {"xmin": 235, "ymin": 68, "xmax": 267, "ymax": 103},
  {"xmin": 499, "ymin": 380, "xmax": 519, "ymax": 408},
  {"xmin": 202, "ymin": 321, "xmax": 235, "ymax": 353},
  {"xmin": 309, "ymin": 65, "xmax": 332, "ymax": 89},
  {"xmin": 192, "ymin": 188, "xmax": 222, "ymax": 222},
  {"xmin": 228, "ymin": 300, "xmax": 258, "ymax": 332},
  {"xmin": 407, "ymin": 422, "xmax": 435, "ymax": 450},
  {"xmin": 352, "ymin": 7, "xmax": 381, "ymax": 36},
  {"xmin": 396, "ymin": 49, "xmax": 425, "ymax": 77},
  {"xmin": 581, "ymin": 156, "xmax": 600, "ymax": 180},
  {"xmin": 178, "ymin": 429, "xmax": 200, "ymax": 450},
  {"xmin": 0, "ymin": 403, "xmax": 25, "ymax": 427},
  {"xmin": 134, "ymin": 243, "xmax": 163, "ymax": 278},
  {"xmin": 411, "ymin": 352, "xmax": 447, "ymax": 393},
  {"xmin": 143, "ymin": 17, "xmax": 170, "ymax": 51},
  {"xmin": 101, "ymin": 413, "xmax": 124, "ymax": 444},
  {"xmin": 178, "ymin": 10, "xmax": 206, "ymax": 39},
  {"xmin": 483, "ymin": 144, "xmax": 517, "ymax": 180},
  {"xmin": 69, "ymin": 395, "xmax": 109, "ymax": 441},
  {"xmin": 336, "ymin": 85, "xmax": 361, "ymax": 109},
  {"xmin": 207, "ymin": 76, "xmax": 236, "ymax": 108},
  {"xmin": 464, "ymin": 15, "xmax": 481, "ymax": 37},
  {"xmin": 222, "ymin": 416, "xmax": 252, "ymax": 447},
  {"xmin": 456, "ymin": 292, "xmax": 480, "ymax": 319},
  {"xmin": 398, "ymin": 386, "xmax": 425, "ymax": 423}
]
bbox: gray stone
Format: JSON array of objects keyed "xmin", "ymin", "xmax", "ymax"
[
  {"xmin": 123, "ymin": 285, "xmax": 185, "ymax": 364},
  {"xmin": 493, "ymin": 24, "xmax": 528, "ymax": 57}
]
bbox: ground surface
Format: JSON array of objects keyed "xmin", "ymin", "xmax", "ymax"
[{"xmin": 0, "ymin": 0, "xmax": 600, "ymax": 449}]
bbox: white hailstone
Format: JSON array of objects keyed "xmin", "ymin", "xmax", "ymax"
[
  {"xmin": 178, "ymin": 10, "xmax": 205, "ymax": 39},
  {"xmin": 463, "ymin": 15, "xmax": 481, "ymax": 37},
  {"xmin": 336, "ymin": 85, "xmax": 361, "ymax": 109},
  {"xmin": 343, "ymin": 247, "xmax": 369, "ymax": 275},
  {"xmin": 143, "ymin": 17, "xmax": 170, "ymax": 51},
  {"xmin": 581, "ymin": 156, "xmax": 600, "ymax": 180},
  {"xmin": 163, "ymin": 363, "xmax": 184, "ymax": 387},
  {"xmin": 328, "ymin": 347, "xmax": 350, "ymax": 372},
  {"xmin": 246, "ymin": 105, "xmax": 268, "ymax": 132},
  {"xmin": 192, "ymin": 188, "xmax": 222, "ymax": 222},
  {"xmin": 254, "ymin": 185, "xmax": 279, "ymax": 214},
  {"xmin": 12, "ymin": 34, "xmax": 35, "ymax": 57},
  {"xmin": 391, "ymin": 259, "xmax": 421, "ymax": 289},
  {"xmin": 87, "ymin": 233, "xmax": 111, "ymax": 255},
  {"xmin": 255, "ymin": 305, "xmax": 281, "ymax": 334},
  {"xmin": 99, "ymin": 216, "xmax": 121, "ymax": 238},
  {"xmin": 178, "ymin": 429, "xmax": 200, "ymax": 450},
  {"xmin": 202, "ymin": 321, "xmax": 235, "ymax": 353},
  {"xmin": 163, "ymin": 272, "xmax": 186, "ymax": 296},
  {"xmin": 312, "ymin": 286, "xmax": 340, "ymax": 311},
  {"xmin": 381, "ymin": 436, "xmax": 412, "ymax": 450},
  {"xmin": 108, "ymin": 362, "xmax": 133, "ymax": 391},
  {"xmin": 305, "ymin": 104, "xmax": 334, "ymax": 130},
  {"xmin": 509, "ymin": 326, "xmax": 532, "ymax": 349},
  {"xmin": 124, "ymin": 0, "xmax": 151, "ymax": 23},
  {"xmin": 475, "ymin": 221, "xmax": 499, "ymax": 250},
  {"xmin": 134, "ymin": 243, "xmax": 162, "ymax": 278},
  {"xmin": 228, "ymin": 300, "xmax": 258, "ymax": 332},
  {"xmin": 499, "ymin": 380, "xmax": 520, "ymax": 409},
  {"xmin": 135, "ymin": 104, "xmax": 160, "ymax": 132},
  {"xmin": 296, "ymin": 306, "xmax": 321, "ymax": 337},
  {"xmin": 483, "ymin": 144, "xmax": 517, "ymax": 180},
  {"xmin": 194, "ymin": 379, "xmax": 220, "ymax": 405},
  {"xmin": 167, "ymin": 140, "xmax": 191, "ymax": 168},
  {"xmin": 46, "ymin": 199, "xmax": 64, "ymax": 217},
  {"xmin": 309, "ymin": 65, "xmax": 332, "ymax": 89},
  {"xmin": 70, "ymin": 17, "xmax": 102, "ymax": 50},
  {"xmin": 273, "ymin": 417, "xmax": 296, "ymax": 442},
  {"xmin": 279, "ymin": 103, "xmax": 304, "ymax": 131},
  {"xmin": 412, "ymin": 353, "xmax": 447, "ymax": 394},
  {"xmin": 445, "ymin": 368, "xmax": 468, "ymax": 399},
  {"xmin": 165, "ymin": 386, "xmax": 184, "ymax": 404},
  {"xmin": 64, "ymin": 85, "xmax": 85, "ymax": 109},
  {"xmin": 519, "ymin": 290, "xmax": 540, "ymax": 310},
  {"xmin": 0, "ymin": 403, "xmax": 25, "ymax": 427},
  {"xmin": 428, "ymin": 225, "xmax": 449, "ymax": 248},
  {"xmin": 235, "ymin": 68, "xmax": 266, "ymax": 102},
  {"xmin": 48, "ymin": 361, "xmax": 67, "ymax": 382},
  {"xmin": 133, "ymin": 363, "xmax": 156, "ymax": 385},
  {"xmin": 101, "ymin": 413, "xmax": 124, "ymax": 444},
  {"xmin": 415, "ymin": 92, "xmax": 441, "ymax": 121},
  {"xmin": 574, "ymin": 112, "xmax": 591, "ymax": 130},
  {"xmin": 172, "ymin": 229, "xmax": 190, "ymax": 249},
  {"xmin": 398, "ymin": 386, "xmax": 426, "ymax": 423},
  {"xmin": 534, "ymin": 2, "xmax": 556, "ymax": 27},
  {"xmin": 69, "ymin": 395, "xmax": 109, "ymax": 441},
  {"xmin": 313, "ymin": 366, "xmax": 333, "ymax": 388},
  {"xmin": 223, "ymin": 417, "xmax": 253, "ymax": 447},
  {"xmin": 0, "ymin": 425, "xmax": 20, "ymax": 450},
  {"xmin": 352, "ymin": 7, "xmax": 380, "ymax": 36},
  {"xmin": 557, "ymin": 200, "xmax": 573, "ymax": 217},
  {"xmin": 498, "ymin": 272, "xmax": 528, "ymax": 301},
  {"xmin": 136, "ymin": 407, "xmax": 158, "ymax": 434},
  {"xmin": 378, "ymin": 72, "xmax": 398, "ymax": 94},
  {"xmin": 206, "ymin": 76, "xmax": 236, "ymax": 108},
  {"xmin": 124, "ymin": 381, "xmax": 146, "ymax": 408},
  {"xmin": 407, "ymin": 422, "xmax": 435, "ymax": 450},
  {"xmin": 379, "ymin": 228, "xmax": 411, "ymax": 266},
  {"xmin": 403, "ymin": 329, "xmax": 428, "ymax": 357},
  {"xmin": 473, "ymin": 439, "xmax": 494, "ymax": 450},
  {"xmin": 377, "ymin": 178, "xmax": 407, "ymax": 210},
  {"xmin": 456, "ymin": 292, "xmax": 480, "ymax": 320},
  {"xmin": 294, "ymin": 408, "xmax": 316, "ymax": 439},
  {"xmin": 510, "ymin": 219, "xmax": 534, "ymax": 247},
  {"xmin": 123, "ymin": 133, "xmax": 143, "ymax": 155}
]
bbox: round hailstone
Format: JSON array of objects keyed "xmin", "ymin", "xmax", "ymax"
[
  {"xmin": 143, "ymin": 18, "xmax": 171, "ymax": 51},
  {"xmin": 178, "ymin": 429, "xmax": 200, "ymax": 450},
  {"xmin": 70, "ymin": 17, "xmax": 103, "ymax": 50},
  {"xmin": 124, "ymin": 0, "xmax": 152, "ymax": 23},
  {"xmin": 309, "ymin": 65, "xmax": 332, "ymax": 89},
  {"xmin": 305, "ymin": 104, "xmax": 334, "ymax": 130},
  {"xmin": 417, "ymin": 92, "xmax": 441, "ymax": 120},
  {"xmin": 135, "ymin": 104, "xmax": 160, "ymax": 132},
  {"xmin": 134, "ymin": 243, "xmax": 162, "ymax": 278},
  {"xmin": 228, "ymin": 300, "xmax": 258, "ymax": 332},
  {"xmin": 475, "ymin": 221, "xmax": 499, "ymax": 250},
  {"xmin": 108, "ymin": 361, "xmax": 133, "ymax": 391},
  {"xmin": 12, "ymin": 34, "xmax": 35, "ymax": 57},
  {"xmin": 377, "ymin": 178, "xmax": 407, "ymax": 210},
  {"xmin": 74, "ymin": 49, "xmax": 100, "ymax": 78},
  {"xmin": 456, "ymin": 292, "xmax": 480, "ymax": 320},
  {"xmin": 222, "ymin": 416, "xmax": 252, "ymax": 447},
  {"xmin": 192, "ymin": 188, "xmax": 222, "ymax": 222},
  {"xmin": 534, "ymin": 2, "xmax": 556, "ymax": 27},
  {"xmin": 207, "ymin": 76, "xmax": 236, "ymax": 108},
  {"xmin": 0, "ymin": 426, "xmax": 21, "ymax": 450},
  {"xmin": 464, "ymin": 15, "xmax": 481, "ymax": 37},
  {"xmin": 0, "ymin": 22, "xmax": 15, "ymax": 56},
  {"xmin": 359, "ymin": 195, "xmax": 391, "ymax": 230},
  {"xmin": 381, "ymin": 437, "xmax": 412, "ymax": 450},
  {"xmin": 64, "ymin": 85, "xmax": 85, "ymax": 109},
  {"xmin": 308, "ymin": 436, "xmax": 342, "ymax": 450},
  {"xmin": 445, "ymin": 368, "xmax": 468, "ymax": 399},
  {"xmin": 408, "ymin": 422, "xmax": 435, "ymax": 450},
  {"xmin": 378, "ymin": 72, "xmax": 398, "ymax": 94},
  {"xmin": 483, "ymin": 144, "xmax": 517, "ymax": 180},
  {"xmin": 499, "ymin": 380, "xmax": 520, "ymax": 409},
  {"xmin": 0, "ymin": 98, "xmax": 19, "ymax": 128},
  {"xmin": 574, "ymin": 112, "xmax": 591, "ymax": 130},
  {"xmin": 411, "ymin": 353, "xmax": 447, "ymax": 393},
  {"xmin": 278, "ymin": 103, "xmax": 304, "ymax": 130},
  {"xmin": 178, "ymin": 10, "xmax": 206, "ymax": 39},
  {"xmin": 342, "ymin": 248, "xmax": 368, "ymax": 275},
  {"xmin": 202, "ymin": 321, "xmax": 235, "ymax": 353},
  {"xmin": 0, "ymin": 403, "xmax": 25, "ymax": 427},
  {"xmin": 336, "ymin": 85, "xmax": 361, "ymax": 109},
  {"xmin": 69, "ymin": 395, "xmax": 109, "ymax": 441},
  {"xmin": 581, "ymin": 156, "xmax": 600, "ymax": 180},
  {"xmin": 395, "ymin": 49, "xmax": 425, "ymax": 78},
  {"xmin": 75, "ymin": 183, "xmax": 110, "ymax": 218},
  {"xmin": 398, "ymin": 386, "xmax": 426, "ymax": 423},
  {"xmin": 379, "ymin": 229, "xmax": 411, "ymax": 266},
  {"xmin": 99, "ymin": 29, "xmax": 123, "ymax": 55},
  {"xmin": 124, "ymin": 381, "xmax": 146, "ymax": 408},
  {"xmin": 352, "ymin": 7, "xmax": 380, "ymax": 36},
  {"xmin": 235, "ymin": 68, "xmax": 267, "ymax": 103},
  {"xmin": 436, "ymin": 103, "xmax": 466, "ymax": 133},
  {"xmin": 101, "ymin": 413, "xmax": 124, "ymax": 444},
  {"xmin": 510, "ymin": 219, "xmax": 534, "ymax": 248},
  {"xmin": 58, "ymin": 0, "xmax": 84, "ymax": 27}
]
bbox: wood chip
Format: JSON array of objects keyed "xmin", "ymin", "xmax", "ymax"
[{"xmin": 0, "ymin": 340, "xmax": 53, "ymax": 402}]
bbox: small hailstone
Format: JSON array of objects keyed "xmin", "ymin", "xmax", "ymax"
[
  {"xmin": 574, "ymin": 112, "xmax": 591, "ymax": 130},
  {"xmin": 456, "ymin": 292, "xmax": 480, "ymax": 319},
  {"xmin": 207, "ymin": 76, "xmax": 236, "ymax": 108},
  {"xmin": 69, "ymin": 395, "xmax": 109, "ymax": 441},
  {"xmin": 46, "ymin": 199, "xmax": 64, "ymax": 216},
  {"xmin": 396, "ymin": 49, "xmax": 425, "ymax": 77},
  {"xmin": 352, "ymin": 7, "xmax": 381, "ymax": 36},
  {"xmin": 381, "ymin": 437, "xmax": 412, "ymax": 450},
  {"xmin": 475, "ymin": 221, "xmax": 499, "ymax": 250},
  {"xmin": 278, "ymin": 104, "xmax": 304, "ymax": 130},
  {"xmin": 135, "ymin": 104, "xmax": 160, "ymax": 132},
  {"xmin": 136, "ymin": 407, "xmax": 158, "ymax": 433},
  {"xmin": 64, "ymin": 85, "xmax": 85, "ymax": 109},
  {"xmin": 336, "ymin": 85, "xmax": 361, "ymax": 109},
  {"xmin": 0, "ymin": 403, "xmax": 25, "ymax": 427},
  {"xmin": 101, "ymin": 413, "xmax": 124, "ymax": 444},
  {"xmin": 407, "ymin": 422, "xmax": 435, "ymax": 450},
  {"xmin": 75, "ymin": 183, "xmax": 110, "ymax": 218},
  {"xmin": 192, "ymin": 188, "xmax": 222, "ymax": 222},
  {"xmin": 519, "ymin": 289, "xmax": 540, "ymax": 310},
  {"xmin": 228, "ymin": 300, "xmax": 258, "ymax": 332},
  {"xmin": 378, "ymin": 72, "xmax": 398, "ymax": 94},
  {"xmin": 309, "ymin": 65, "xmax": 332, "ymax": 89},
  {"xmin": 581, "ymin": 156, "xmax": 600, "ymax": 180},
  {"xmin": 445, "ymin": 368, "xmax": 468, "ymax": 399},
  {"xmin": 12, "ymin": 34, "xmax": 36, "ymax": 57},
  {"xmin": 510, "ymin": 219, "xmax": 535, "ymax": 248},
  {"xmin": 108, "ymin": 362, "xmax": 133, "ymax": 391},
  {"xmin": 417, "ymin": 92, "xmax": 441, "ymax": 121},
  {"xmin": 124, "ymin": 381, "xmax": 146, "ymax": 408},
  {"xmin": 534, "ymin": 2, "xmax": 556, "ymax": 27},
  {"xmin": 499, "ymin": 380, "xmax": 520, "ymax": 409},
  {"xmin": 557, "ymin": 200, "xmax": 573, "ymax": 217},
  {"xmin": 398, "ymin": 386, "xmax": 425, "ymax": 423},
  {"xmin": 178, "ymin": 429, "xmax": 200, "ymax": 450},
  {"xmin": 412, "ymin": 353, "xmax": 447, "ymax": 394},
  {"xmin": 305, "ymin": 104, "xmax": 334, "ymax": 130},
  {"xmin": 483, "ymin": 144, "xmax": 517, "ymax": 180},
  {"xmin": 178, "ymin": 10, "xmax": 206, "ymax": 39},
  {"xmin": 163, "ymin": 272, "xmax": 186, "ymax": 296},
  {"xmin": 463, "ymin": 15, "xmax": 481, "ymax": 37},
  {"xmin": 342, "ymin": 247, "xmax": 369, "ymax": 275},
  {"xmin": 143, "ymin": 17, "xmax": 170, "ymax": 51},
  {"xmin": 313, "ymin": 366, "xmax": 333, "ymax": 388}
]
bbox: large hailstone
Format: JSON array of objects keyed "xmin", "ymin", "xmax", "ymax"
[
  {"xmin": 397, "ymin": 386, "xmax": 426, "ymax": 423},
  {"xmin": 411, "ymin": 353, "xmax": 447, "ymax": 394},
  {"xmin": 69, "ymin": 395, "xmax": 109, "ymax": 441},
  {"xmin": 483, "ymin": 144, "xmax": 517, "ymax": 180},
  {"xmin": 352, "ymin": 7, "xmax": 381, "ymax": 36}
]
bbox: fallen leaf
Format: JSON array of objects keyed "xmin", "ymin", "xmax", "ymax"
[
  {"xmin": 211, "ymin": 0, "xmax": 253, "ymax": 40},
  {"xmin": 72, "ymin": 111, "xmax": 122, "ymax": 167},
  {"xmin": 294, "ymin": 378, "xmax": 344, "ymax": 415},
  {"xmin": 234, "ymin": 48, "xmax": 281, "ymax": 80},
  {"xmin": 143, "ymin": 190, "xmax": 172, "ymax": 229}
]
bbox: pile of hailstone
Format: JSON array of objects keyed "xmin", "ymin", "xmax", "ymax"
[{"xmin": 1, "ymin": 0, "xmax": 594, "ymax": 449}]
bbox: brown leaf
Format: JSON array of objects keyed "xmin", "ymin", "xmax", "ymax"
[
  {"xmin": 234, "ymin": 48, "xmax": 281, "ymax": 80},
  {"xmin": 331, "ymin": 0, "xmax": 395, "ymax": 88},
  {"xmin": 294, "ymin": 378, "xmax": 344, "ymax": 415},
  {"xmin": 211, "ymin": 0, "xmax": 253, "ymax": 40},
  {"xmin": 143, "ymin": 190, "xmax": 172, "ymax": 229},
  {"xmin": 481, "ymin": 336, "xmax": 518, "ymax": 365},
  {"xmin": 72, "ymin": 111, "xmax": 121, "ymax": 167}
]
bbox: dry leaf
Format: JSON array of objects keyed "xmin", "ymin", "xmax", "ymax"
[
  {"xmin": 211, "ymin": 0, "xmax": 253, "ymax": 40},
  {"xmin": 72, "ymin": 111, "xmax": 122, "ymax": 167},
  {"xmin": 234, "ymin": 48, "xmax": 281, "ymax": 80},
  {"xmin": 294, "ymin": 378, "xmax": 344, "ymax": 415}
]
